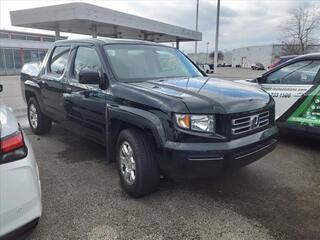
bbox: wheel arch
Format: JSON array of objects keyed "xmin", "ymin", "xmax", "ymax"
[
  {"xmin": 106, "ymin": 105, "xmax": 167, "ymax": 162},
  {"xmin": 24, "ymin": 84, "xmax": 46, "ymax": 112}
]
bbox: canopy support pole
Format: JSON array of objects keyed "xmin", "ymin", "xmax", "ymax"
[
  {"xmin": 176, "ymin": 39, "xmax": 180, "ymax": 49},
  {"xmin": 55, "ymin": 29, "xmax": 60, "ymax": 41},
  {"xmin": 92, "ymin": 25, "xmax": 97, "ymax": 38}
]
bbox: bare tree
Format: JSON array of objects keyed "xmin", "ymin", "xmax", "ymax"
[
  {"xmin": 209, "ymin": 51, "xmax": 224, "ymax": 61},
  {"xmin": 281, "ymin": 5, "xmax": 320, "ymax": 55}
]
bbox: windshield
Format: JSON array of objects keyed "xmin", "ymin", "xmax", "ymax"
[{"xmin": 104, "ymin": 44, "xmax": 202, "ymax": 82}]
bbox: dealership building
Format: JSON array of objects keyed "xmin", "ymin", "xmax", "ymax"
[
  {"xmin": 0, "ymin": 30, "xmax": 67, "ymax": 75},
  {"xmin": 232, "ymin": 44, "xmax": 320, "ymax": 68}
]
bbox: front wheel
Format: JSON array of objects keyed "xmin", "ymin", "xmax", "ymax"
[
  {"xmin": 116, "ymin": 129, "xmax": 160, "ymax": 198},
  {"xmin": 28, "ymin": 97, "xmax": 52, "ymax": 135}
]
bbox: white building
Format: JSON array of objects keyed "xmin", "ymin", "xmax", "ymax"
[
  {"xmin": 188, "ymin": 51, "xmax": 232, "ymax": 65},
  {"xmin": 0, "ymin": 30, "xmax": 67, "ymax": 75},
  {"xmin": 232, "ymin": 44, "xmax": 320, "ymax": 68},
  {"xmin": 188, "ymin": 52, "xmax": 212, "ymax": 64}
]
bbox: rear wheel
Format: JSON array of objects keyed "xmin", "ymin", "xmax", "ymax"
[
  {"xmin": 116, "ymin": 129, "xmax": 160, "ymax": 198},
  {"xmin": 28, "ymin": 97, "xmax": 52, "ymax": 135}
]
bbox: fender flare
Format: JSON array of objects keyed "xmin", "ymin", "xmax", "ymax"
[
  {"xmin": 106, "ymin": 104, "xmax": 167, "ymax": 162},
  {"xmin": 107, "ymin": 104, "xmax": 167, "ymax": 147},
  {"xmin": 24, "ymin": 81, "xmax": 46, "ymax": 112}
]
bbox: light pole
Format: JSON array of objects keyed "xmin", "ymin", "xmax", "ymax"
[
  {"xmin": 194, "ymin": 0, "xmax": 199, "ymax": 64},
  {"xmin": 206, "ymin": 42, "xmax": 209, "ymax": 64},
  {"xmin": 213, "ymin": 0, "xmax": 220, "ymax": 73}
]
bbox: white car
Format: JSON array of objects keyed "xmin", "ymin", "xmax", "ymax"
[
  {"xmin": 237, "ymin": 53, "xmax": 320, "ymax": 138},
  {"xmin": 0, "ymin": 84, "xmax": 41, "ymax": 238}
]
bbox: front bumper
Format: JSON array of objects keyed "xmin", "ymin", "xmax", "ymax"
[{"xmin": 159, "ymin": 126, "xmax": 278, "ymax": 178}]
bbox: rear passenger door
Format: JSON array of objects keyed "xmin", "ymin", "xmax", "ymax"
[
  {"xmin": 39, "ymin": 45, "xmax": 71, "ymax": 121},
  {"xmin": 63, "ymin": 45, "xmax": 107, "ymax": 144}
]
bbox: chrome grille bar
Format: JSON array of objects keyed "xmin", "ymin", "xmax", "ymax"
[{"xmin": 231, "ymin": 111, "xmax": 270, "ymax": 136}]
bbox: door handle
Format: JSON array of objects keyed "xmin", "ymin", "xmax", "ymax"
[
  {"xmin": 39, "ymin": 80, "xmax": 48, "ymax": 88},
  {"xmin": 65, "ymin": 87, "xmax": 72, "ymax": 94}
]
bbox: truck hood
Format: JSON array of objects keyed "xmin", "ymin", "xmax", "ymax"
[{"xmin": 128, "ymin": 77, "xmax": 271, "ymax": 114}]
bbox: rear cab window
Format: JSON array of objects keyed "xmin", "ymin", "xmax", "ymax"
[{"xmin": 48, "ymin": 46, "xmax": 71, "ymax": 76}]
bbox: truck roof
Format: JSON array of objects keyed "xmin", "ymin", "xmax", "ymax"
[{"xmin": 55, "ymin": 37, "xmax": 168, "ymax": 47}]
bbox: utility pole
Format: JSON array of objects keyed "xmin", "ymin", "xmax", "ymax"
[
  {"xmin": 213, "ymin": 0, "xmax": 220, "ymax": 73},
  {"xmin": 194, "ymin": 0, "xmax": 199, "ymax": 64},
  {"xmin": 206, "ymin": 42, "xmax": 209, "ymax": 64}
]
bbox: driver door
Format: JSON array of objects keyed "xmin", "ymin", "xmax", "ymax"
[{"xmin": 63, "ymin": 45, "xmax": 107, "ymax": 144}]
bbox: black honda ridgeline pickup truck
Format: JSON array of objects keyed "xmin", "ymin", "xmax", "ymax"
[{"xmin": 21, "ymin": 39, "xmax": 278, "ymax": 197}]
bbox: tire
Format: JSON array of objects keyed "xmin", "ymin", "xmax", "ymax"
[
  {"xmin": 116, "ymin": 128, "xmax": 160, "ymax": 198},
  {"xmin": 28, "ymin": 97, "xmax": 52, "ymax": 135}
]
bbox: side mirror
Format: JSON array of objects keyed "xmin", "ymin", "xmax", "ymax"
[
  {"xmin": 99, "ymin": 73, "xmax": 109, "ymax": 90},
  {"xmin": 256, "ymin": 76, "xmax": 264, "ymax": 84},
  {"xmin": 197, "ymin": 66, "xmax": 207, "ymax": 76},
  {"xmin": 201, "ymin": 69, "xmax": 207, "ymax": 76},
  {"xmin": 79, "ymin": 70, "xmax": 100, "ymax": 85},
  {"xmin": 0, "ymin": 84, "xmax": 3, "ymax": 92}
]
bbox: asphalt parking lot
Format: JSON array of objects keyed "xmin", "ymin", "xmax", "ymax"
[
  {"xmin": 1, "ymin": 68, "xmax": 320, "ymax": 240},
  {"xmin": 20, "ymin": 121, "xmax": 319, "ymax": 240}
]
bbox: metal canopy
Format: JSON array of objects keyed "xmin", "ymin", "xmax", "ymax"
[{"xmin": 10, "ymin": 3, "xmax": 202, "ymax": 43}]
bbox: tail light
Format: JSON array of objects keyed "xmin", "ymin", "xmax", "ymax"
[{"xmin": 0, "ymin": 130, "xmax": 27, "ymax": 163}]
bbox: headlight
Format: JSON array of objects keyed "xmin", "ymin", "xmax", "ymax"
[{"xmin": 175, "ymin": 114, "xmax": 215, "ymax": 133}]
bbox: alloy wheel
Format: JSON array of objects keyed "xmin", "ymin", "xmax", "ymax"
[
  {"xmin": 119, "ymin": 141, "xmax": 136, "ymax": 185},
  {"xmin": 29, "ymin": 104, "xmax": 38, "ymax": 129}
]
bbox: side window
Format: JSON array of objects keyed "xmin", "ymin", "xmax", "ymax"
[
  {"xmin": 282, "ymin": 60, "xmax": 320, "ymax": 84},
  {"xmin": 49, "ymin": 46, "xmax": 70, "ymax": 76},
  {"xmin": 265, "ymin": 60, "xmax": 320, "ymax": 84},
  {"xmin": 73, "ymin": 47, "xmax": 102, "ymax": 81}
]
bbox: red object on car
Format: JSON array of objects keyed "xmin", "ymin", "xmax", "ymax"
[{"xmin": 268, "ymin": 55, "xmax": 298, "ymax": 69}]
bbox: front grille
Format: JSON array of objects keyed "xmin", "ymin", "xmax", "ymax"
[{"xmin": 231, "ymin": 111, "xmax": 269, "ymax": 136}]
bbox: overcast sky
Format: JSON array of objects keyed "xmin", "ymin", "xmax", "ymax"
[{"xmin": 0, "ymin": 0, "xmax": 319, "ymax": 53}]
